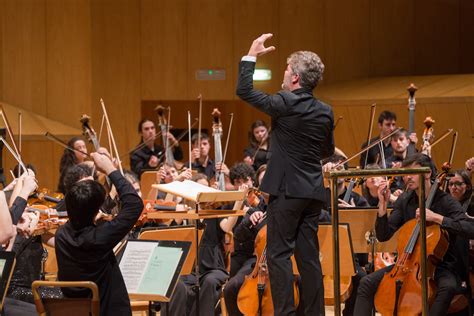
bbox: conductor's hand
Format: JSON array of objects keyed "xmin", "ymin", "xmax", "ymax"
[
  {"xmin": 249, "ymin": 211, "xmax": 265, "ymax": 226},
  {"xmin": 248, "ymin": 33, "xmax": 276, "ymax": 57},
  {"xmin": 91, "ymin": 152, "xmax": 116, "ymax": 175}
]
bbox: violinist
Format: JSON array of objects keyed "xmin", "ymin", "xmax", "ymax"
[
  {"xmin": 353, "ymin": 154, "xmax": 468, "ymax": 316},
  {"xmin": 323, "ymin": 154, "xmax": 369, "ymax": 209},
  {"xmin": 243, "ymin": 120, "xmax": 270, "ymax": 171},
  {"xmin": 57, "ymin": 136, "xmax": 88, "ymax": 193},
  {"xmin": 188, "ymin": 132, "xmax": 216, "ymax": 179},
  {"xmin": 447, "ymin": 170, "xmax": 473, "ymax": 215},
  {"xmin": 130, "ymin": 118, "xmax": 183, "ymax": 178},
  {"xmin": 55, "ymin": 150, "xmax": 144, "ymax": 316},
  {"xmin": 237, "ymin": 33, "xmax": 334, "ymax": 315},
  {"xmin": 361, "ymin": 164, "xmax": 399, "ymax": 207},
  {"xmin": 123, "ymin": 170, "xmax": 142, "ymax": 197},
  {"xmin": 223, "ymin": 164, "xmax": 266, "ymax": 316}
]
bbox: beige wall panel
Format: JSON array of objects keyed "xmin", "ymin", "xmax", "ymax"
[
  {"xmin": 278, "ymin": 0, "xmax": 327, "ymax": 87},
  {"xmin": 91, "ymin": 0, "xmax": 141, "ymax": 168},
  {"xmin": 140, "ymin": 0, "xmax": 187, "ymax": 100},
  {"xmin": 323, "ymin": 0, "xmax": 370, "ymax": 83},
  {"xmin": 232, "ymin": 0, "xmax": 280, "ymax": 95},
  {"xmin": 414, "ymin": 0, "xmax": 460, "ymax": 75},
  {"xmin": 3, "ymin": 141, "xmax": 63, "ymax": 191},
  {"xmin": 46, "ymin": 0, "xmax": 92, "ymax": 126},
  {"xmin": 1, "ymin": 0, "xmax": 46, "ymax": 113},
  {"xmin": 187, "ymin": 0, "xmax": 234, "ymax": 99},
  {"xmin": 0, "ymin": 0, "xmax": 3, "ymax": 100},
  {"xmin": 369, "ymin": 0, "xmax": 415, "ymax": 76},
  {"xmin": 460, "ymin": 0, "xmax": 474, "ymax": 72}
]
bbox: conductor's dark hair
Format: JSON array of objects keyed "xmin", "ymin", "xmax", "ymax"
[{"xmin": 66, "ymin": 180, "xmax": 106, "ymax": 230}]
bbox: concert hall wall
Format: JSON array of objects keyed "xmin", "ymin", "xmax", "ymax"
[{"xmin": 0, "ymin": 0, "xmax": 473, "ymax": 189}]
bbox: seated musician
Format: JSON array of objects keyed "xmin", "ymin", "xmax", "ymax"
[
  {"xmin": 57, "ymin": 137, "xmax": 88, "ymax": 194},
  {"xmin": 323, "ymin": 154, "xmax": 369, "ymax": 210},
  {"xmin": 243, "ymin": 120, "xmax": 271, "ymax": 171},
  {"xmin": 188, "ymin": 133, "xmax": 216, "ymax": 179},
  {"xmin": 361, "ymin": 164, "xmax": 399, "ymax": 207},
  {"xmin": 359, "ymin": 111, "xmax": 418, "ymax": 167},
  {"xmin": 353, "ymin": 153, "xmax": 468, "ymax": 316},
  {"xmin": 130, "ymin": 118, "xmax": 183, "ymax": 178},
  {"xmin": 55, "ymin": 150, "xmax": 143, "ymax": 316},
  {"xmin": 180, "ymin": 172, "xmax": 229, "ymax": 316},
  {"xmin": 223, "ymin": 163, "xmax": 266, "ymax": 316}
]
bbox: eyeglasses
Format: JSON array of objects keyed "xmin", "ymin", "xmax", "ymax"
[{"xmin": 448, "ymin": 181, "xmax": 465, "ymax": 188}]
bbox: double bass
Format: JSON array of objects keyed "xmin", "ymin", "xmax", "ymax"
[
  {"xmin": 237, "ymin": 225, "xmax": 300, "ymax": 315},
  {"xmin": 374, "ymin": 175, "xmax": 449, "ymax": 315}
]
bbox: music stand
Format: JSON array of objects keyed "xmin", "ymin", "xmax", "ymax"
[
  {"xmin": 139, "ymin": 226, "xmax": 204, "ymax": 275},
  {"xmin": 318, "ymin": 223, "xmax": 356, "ymax": 305},
  {"xmin": 0, "ymin": 251, "xmax": 16, "ymax": 311},
  {"xmin": 148, "ymin": 180, "xmax": 246, "ymax": 316},
  {"xmin": 338, "ymin": 208, "xmax": 398, "ymax": 254},
  {"xmin": 117, "ymin": 239, "xmax": 190, "ymax": 316}
]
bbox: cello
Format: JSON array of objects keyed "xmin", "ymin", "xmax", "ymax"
[
  {"xmin": 237, "ymin": 225, "xmax": 300, "ymax": 316},
  {"xmin": 374, "ymin": 175, "xmax": 449, "ymax": 315}
]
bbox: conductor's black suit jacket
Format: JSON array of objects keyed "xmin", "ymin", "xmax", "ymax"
[{"xmin": 236, "ymin": 60, "xmax": 334, "ymax": 201}]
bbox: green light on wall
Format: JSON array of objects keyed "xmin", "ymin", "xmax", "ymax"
[{"xmin": 253, "ymin": 69, "xmax": 272, "ymax": 81}]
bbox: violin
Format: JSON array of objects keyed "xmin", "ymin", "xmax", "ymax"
[
  {"xmin": 136, "ymin": 199, "xmax": 185, "ymax": 227},
  {"xmin": 28, "ymin": 187, "xmax": 64, "ymax": 208},
  {"xmin": 237, "ymin": 225, "xmax": 300, "ymax": 315},
  {"xmin": 374, "ymin": 174, "xmax": 449, "ymax": 315},
  {"xmin": 26, "ymin": 204, "xmax": 67, "ymax": 236}
]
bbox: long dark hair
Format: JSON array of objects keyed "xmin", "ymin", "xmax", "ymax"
[
  {"xmin": 248, "ymin": 120, "xmax": 269, "ymax": 148},
  {"xmin": 58, "ymin": 137, "xmax": 85, "ymax": 193},
  {"xmin": 137, "ymin": 118, "xmax": 156, "ymax": 144},
  {"xmin": 448, "ymin": 169, "xmax": 473, "ymax": 203}
]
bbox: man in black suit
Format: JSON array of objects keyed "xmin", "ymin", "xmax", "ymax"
[{"xmin": 236, "ymin": 33, "xmax": 334, "ymax": 315}]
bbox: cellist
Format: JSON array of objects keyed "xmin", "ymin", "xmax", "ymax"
[
  {"xmin": 353, "ymin": 154, "xmax": 468, "ymax": 316},
  {"xmin": 223, "ymin": 163, "xmax": 266, "ymax": 316}
]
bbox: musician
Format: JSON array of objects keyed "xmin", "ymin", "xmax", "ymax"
[
  {"xmin": 385, "ymin": 128, "xmax": 416, "ymax": 194},
  {"xmin": 189, "ymin": 133, "xmax": 216, "ymax": 179},
  {"xmin": 57, "ymin": 137, "xmax": 88, "ymax": 193},
  {"xmin": 323, "ymin": 154, "xmax": 369, "ymax": 209},
  {"xmin": 243, "ymin": 120, "xmax": 270, "ymax": 171},
  {"xmin": 236, "ymin": 33, "xmax": 334, "ymax": 315},
  {"xmin": 130, "ymin": 118, "xmax": 183, "ymax": 178},
  {"xmin": 447, "ymin": 170, "xmax": 473, "ymax": 215},
  {"xmin": 223, "ymin": 164, "xmax": 266, "ymax": 316},
  {"xmin": 55, "ymin": 151, "xmax": 143, "ymax": 315},
  {"xmin": 353, "ymin": 153, "xmax": 468, "ymax": 316},
  {"xmin": 466, "ymin": 157, "xmax": 474, "ymax": 176},
  {"xmin": 361, "ymin": 164, "xmax": 400, "ymax": 207}
]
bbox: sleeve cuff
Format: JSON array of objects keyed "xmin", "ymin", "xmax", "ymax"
[{"xmin": 241, "ymin": 56, "xmax": 257, "ymax": 63}]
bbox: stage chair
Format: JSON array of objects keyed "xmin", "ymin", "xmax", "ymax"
[
  {"xmin": 140, "ymin": 170, "xmax": 159, "ymax": 199},
  {"xmin": 32, "ymin": 280, "xmax": 99, "ymax": 316}
]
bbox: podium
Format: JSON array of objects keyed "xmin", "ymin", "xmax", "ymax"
[{"xmin": 146, "ymin": 180, "xmax": 246, "ymax": 316}]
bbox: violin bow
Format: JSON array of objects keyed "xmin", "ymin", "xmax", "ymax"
[
  {"xmin": 188, "ymin": 111, "xmax": 192, "ymax": 170},
  {"xmin": 222, "ymin": 113, "xmax": 234, "ymax": 168},
  {"xmin": 18, "ymin": 111, "xmax": 22, "ymax": 177},
  {"xmin": 363, "ymin": 103, "xmax": 377, "ymax": 168},
  {"xmin": 430, "ymin": 128, "xmax": 453, "ymax": 148},
  {"xmin": 0, "ymin": 104, "xmax": 21, "ymax": 159},
  {"xmin": 45, "ymin": 132, "xmax": 90, "ymax": 158},
  {"xmin": 0, "ymin": 136, "xmax": 27, "ymax": 173},
  {"xmin": 335, "ymin": 127, "xmax": 402, "ymax": 169},
  {"xmin": 100, "ymin": 98, "xmax": 124, "ymax": 175},
  {"xmin": 333, "ymin": 116, "xmax": 343, "ymax": 130},
  {"xmin": 197, "ymin": 94, "xmax": 202, "ymax": 154}
]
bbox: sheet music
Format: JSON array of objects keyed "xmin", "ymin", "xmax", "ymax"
[
  {"xmin": 155, "ymin": 180, "xmax": 219, "ymax": 201},
  {"xmin": 119, "ymin": 241, "xmax": 156, "ymax": 293}
]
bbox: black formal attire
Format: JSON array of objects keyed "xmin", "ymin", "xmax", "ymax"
[
  {"xmin": 190, "ymin": 158, "xmax": 216, "ymax": 180},
  {"xmin": 185, "ymin": 218, "xmax": 228, "ymax": 316},
  {"xmin": 243, "ymin": 144, "xmax": 270, "ymax": 171},
  {"xmin": 130, "ymin": 143, "xmax": 183, "ymax": 178},
  {"xmin": 237, "ymin": 58, "xmax": 334, "ymax": 315},
  {"xmin": 353, "ymin": 189, "xmax": 468, "ymax": 316},
  {"xmin": 55, "ymin": 171, "xmax": 143, "ymax": 316},
  {"xmin": 360, "ymin": 136, "xmax": 392, "ymax": 167},
  {"xmin": 224, "ymin": 202, "xmax": 266, "ymax": 316}
]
